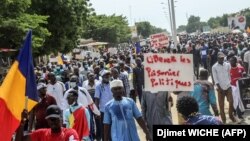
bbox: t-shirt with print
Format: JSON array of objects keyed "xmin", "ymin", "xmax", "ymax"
[{"xmin": 30, "ymin": 128, "xmax": 79, "ymax": 141}]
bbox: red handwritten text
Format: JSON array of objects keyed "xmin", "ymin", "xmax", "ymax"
[
  {"xmin": 146, "ymin": 67, "xmax": 180, "ymax": 78},
  {"xmin": 146, "ymin": 54, "xmax": 177, "ymax": 64}
]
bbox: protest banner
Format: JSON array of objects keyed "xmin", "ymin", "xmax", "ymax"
[
  {"xmin": 75, "ymin": 54, "xmax": 84, "ymax": 60},
  {"xmin": 150, "ymin": 32, "xmax": 169, "ymax": 48},
  {"xmin": 228, "ymin": 16, "xmax": 246, "ymax": 30},
  {"xmin": 49, "ymin": 57, "xmax": 58, "ymax": 63},
  {"xmin": 108, "ymin": 48, "xmax": 118, "ymax": 55},
  {"xmin": 144, "ymin": 53, "xmax": 194, "ymax": 92}
]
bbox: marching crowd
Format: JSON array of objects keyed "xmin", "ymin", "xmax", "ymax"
[{"xmin": 12, "ymin": 32, "xmax": 250, "ymax": 141}]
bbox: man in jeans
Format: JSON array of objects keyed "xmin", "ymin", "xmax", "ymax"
[{"xmin": 212, "ymin": 52, "xmax": 236, "ymax": 124}]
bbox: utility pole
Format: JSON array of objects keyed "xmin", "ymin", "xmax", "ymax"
[
  {"xmin": 170, "ymin": 0, "xmax": 178, "ymax": 48},
  {"xmin": 167, "ymin": 0, "xmax": 173, "ymax": 36}
]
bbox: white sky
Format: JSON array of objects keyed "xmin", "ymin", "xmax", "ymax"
[{"xmin": 91, "ymin": 0, "xmax": 250, "ymax": 31}]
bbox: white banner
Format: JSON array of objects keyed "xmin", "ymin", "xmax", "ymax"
[
  {"xmin": 144, "ymin": 53, "xmax": 194, "ymax": 92},
  {"xmin": 150, "ymin": 32, "xmax": 169, "ymax": 48},
  {"xmin": 49, "ymin": 58, "xmax": 58, "ymax": 63},
  {"xmin": 228, "ymin": 16, "xmax": 246, "ymax": 30},
  {"xmin": 108, "ymin": 48, "xmax": 118, "ymax": 55}
]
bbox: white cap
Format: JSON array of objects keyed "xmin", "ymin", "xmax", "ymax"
[
  {"xmin": 37, "ymin": 83, "xmax": 47, "ymax": 90},
  {"xmin": 110, "ymin": 80, "xmax": 123, "ymax": 89},
  {"xmin": 101, "ymin": 70, "xmax": 110, "ymax": 77}
]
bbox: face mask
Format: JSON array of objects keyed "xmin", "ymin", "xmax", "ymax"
[
  {"xmin": 70, "ymin": 82, "xmax": 77, "ymax": 88},
  {"xmin": 84, "ymin": 65, "xmax": 88, "ymax": 69}
]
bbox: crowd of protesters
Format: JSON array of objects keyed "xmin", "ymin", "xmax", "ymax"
[{"xmin": 13, "ymin": 31, "xmax": 250, "ymax": 141}]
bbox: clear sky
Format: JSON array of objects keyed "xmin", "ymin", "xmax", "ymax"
[{"xmin": 91, "ymin": 0, "xmax": 250, "ymax": 31}]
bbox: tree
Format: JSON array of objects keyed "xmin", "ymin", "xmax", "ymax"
[
  {"xmin": 29, "ymin": 0, "xmax": 91, "ymax": 54},
  {"xmin": 136, "ymin": 21, "xmax": 153, "ymax": 38},
  {"xmin": 135, "ymin": 21, "xmax": 168, "ymax": 38},
  {"xmin": 177, "ymin": 25, "xmax": 187, "ymax": 33},
  {"xmin": 151, "ymin": 26, "xmax": 167, "ymax": 34},
  {"xmin": 220, "ymin": 14, "xmax": 228, "ymax": 27},
  {"xmin": 0, "ymin": 0, "xmax": 50, "ymax": 55},
  {"xmin": 83, "ymin": 14, "xmax": 131, "ymax": 44},
  {"xmin": 186, "ymin": 15, "xmax": 201, "ymax": 33}
]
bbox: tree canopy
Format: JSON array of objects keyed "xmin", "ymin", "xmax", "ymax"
[
  {"xmin": 82, "ymin": 14, "xmax": 131, "ymax": 44},
  {"xmin": 178, "ymin": 8, "xmax": 250, "ymax": 33},
  {"xmin": 136, "ymin": 21, "xmax": 167, "ymax": 38},
  {"xmin": 29, "ymin": 0, "xmax": 91, "ymax": 54},
  {"xmin": 0, "ymin": 0, "xmax": 50, "ymax": 55}
]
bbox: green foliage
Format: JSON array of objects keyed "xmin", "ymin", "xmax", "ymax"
[
  {"xmin": 136, "ymin": 21, "xmax": 167, "ymax": 38},
  {"xmin": 83, "ymin": 14, "xmax": 131, "ymax": 44},
  {"xmin": 29, "ymin": 0, "xmax": 91, "ymax": 54},
  {"xmin": 207, "ymin": 16, "xmax": 228, "ymax": 29},
  {"xmin": 177, "ymin": 25, "xmax": 187, "ymax": 33},
  {"xmin": 186, "ymin": 15, "xmax": 202, "ymax": 33},
  {"xmin": 207, "ymin": 8, "xmax": 250, "ymax": 29},
  {"xmin": 0, "ymin": 0, "xmax": 50, "ymax": 55},
  {"xmin": 136, "ymin": 21, "xmax": 153, "ymax": 38}
]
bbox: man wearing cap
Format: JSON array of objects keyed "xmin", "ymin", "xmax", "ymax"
[
  {"xmin": 103, "ymin": 80, "xmax": 151, "ymax": 141},
  {"xmin": 28, "ymin": 83, "xmax": 57, "ymax": 131},
  {"xmin": 94, "ymin": 70, "xmax": 113, "ymax": 141},
  {"xmin": 64, "ymin": 90, "xmax": 91, "ymax": 141},
  {"xmin": 212, "ymin": 52, "xmax": 236, "ymax": 123},
  {"xmin": 15, "ymin": 105, "xmax": 79, "ymax": 141}
]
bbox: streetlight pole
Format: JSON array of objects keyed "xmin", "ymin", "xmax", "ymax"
[
  {"xmin": 170, "ymin": 0, "xmax": 178, "ymax": 48},
  {"xmin": 167, "ymin": 0, "xmax": 173, "ymax": 36}
]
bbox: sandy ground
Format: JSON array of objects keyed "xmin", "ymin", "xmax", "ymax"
[{"xmin": 136, "ymin": 89, "xmax": 250, "ymax": 141}]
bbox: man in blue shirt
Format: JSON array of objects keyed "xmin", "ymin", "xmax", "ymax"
[
  {"xmin": 94, "ymin": 70, "xmax": 113, "ymax": 141},
  {"xmin": 200, "ymin": 42, "xmax": 209, "ymax": 70},
  {"xmin": 189, "ymin": 69, "xmax": 219, "ymax": 116},
  {"xmin": 103, "ymin": 80, "xmax": 151, "ymax": 141}
]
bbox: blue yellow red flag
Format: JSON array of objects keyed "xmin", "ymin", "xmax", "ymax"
[{"xmin": 0, "ymin": 30, "xmax": 38, "ymax": 140}]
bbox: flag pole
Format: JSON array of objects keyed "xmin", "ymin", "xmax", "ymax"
[{"xmin": 25, "ymin": 96, "xmax": 28, "ymax": 110}]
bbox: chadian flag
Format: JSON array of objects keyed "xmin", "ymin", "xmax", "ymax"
[
  {"xmin": 68, "ymin": 107, "xmax": 89, "ymax": 140},
  {"xmin": 0, "ymin": 30, "xmax": 38, "ymax": 140}
]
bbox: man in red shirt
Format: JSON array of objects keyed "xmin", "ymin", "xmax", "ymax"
[
  {"xmin": 29, "ymin": 83, "xmax": 57, "ymax": 130},
  {"xmin": 230, "ymin": 57, "xmax": 245, "ymax": 86},
  {"xmin": 15, "ymin": 105, "xmax": 79, "ymax": 141},
  {"xmin": 230, "ymin": 56, "xmax": 245, "ymax": 120}
]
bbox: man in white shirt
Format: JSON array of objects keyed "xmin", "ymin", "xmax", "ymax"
[
  {"xmin": 243, "ymin": 46, "xmax": 250, "ymax": 75},
  {"xmin": 47, "ymin": 73, "xmax": 66, "ymax": 110},
  {"xmin": 212, "ymin": 52, "xmax": 236, "ymax": 124},
  {"xmin": 63, "ymin": 75, "xmax": 100, "ymax": 116}
]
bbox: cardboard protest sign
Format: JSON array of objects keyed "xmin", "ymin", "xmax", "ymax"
[
  {"xmin": 75, "ymin": 54, "xmax": 84, "ymax": 60},
  {"xmin": 144, "ymin": 53, "xmax": 194, "ymax": 92},
  {"xmin": 49, "ymin": 58, "xmax": 58, "ymax": 63},
  {"xmin": 108, "ymin": 48, "xmax": 118, "ymax": 55},
  {"xmin": 150, "ymin": 32, "xmax": 169, "ymax": 48}
]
